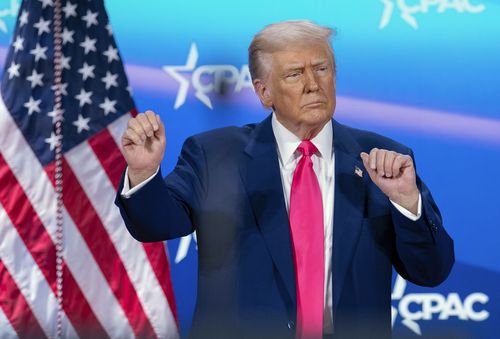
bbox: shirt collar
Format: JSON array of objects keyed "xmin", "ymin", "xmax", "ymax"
[{"xmin": 271, "ymin": 112, "xmax": 333, "ymax": 166}]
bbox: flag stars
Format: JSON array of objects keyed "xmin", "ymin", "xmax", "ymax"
[
  {"xmin": 75, "ymin": 88, "xmax": 92, "ymax": 107},
  {"xmin": 34, "ymin": 17, "xmax": 51, "ymax": 36},
  {"xmin": 105, "ymin": 23, "xmax": 113, "ymax": 36},
  {"xmin": 103, "ymin": 45, "xmax": 119, "ymax": 63},
  {"xmin": 7, "ymin": 62, "xmax": 20, "ymax": 79},
  {"xmin": 47, "ymin": 108, "xmax": 65, "ymax": 124},
  {"xmin": 13, "ymin": 36, "xmax": 24, "ymax": 52},
  {"xmin": 61, "ymin": 55, "xmax": 71, "ymax": 70},
  {"xmin": 24, "ymin": 96, "xmax": 42, "ymax": 115},
  {"xmin": 99, "ymin": 97, "xmax": 117, "ymax": 115},
  {"xmin": 78, "ymin": 62, "xmax": 95, "ymax": 81},
  {"xmin": 45, "ymin": 132, "xmax": 61, "ymax": 151},
  {"xmin": 73, "ymin": 114, "xmax": 91, "ymax": 133},
  {"xmin": 30, "ymin": 43, "xmax": 48, "ymax": 62},
  {"xmin": 38, "ymin": 0, "xmax": 53, "ymax": 8},
  {"xmin": 61, "ymin": 28, "xmax": 74, "ymax": 44},
  {"xmin": 101, "ymin": 71, "xmax": 118, "ymax": 89},
  {"xmin": 51, "ymin": 83, "xmax": 68, "ymax": 96},
  {"xmin": 19, "ymin": 10, "xmax": 28, "ymax": 27},
  {"xmin": 26, "ymin": 69, "xmax": 44, "ymax": 88},
  {"xmin": 80, "ymin": 36, "xmax": 97, "ymax": 54},
  {"xmin": 82, "ymin": 9, "xmax": 98, "ymax": 28},
  {"xmin": 62, "ymin": 1, "xmax": 77, "ymax": 18}
]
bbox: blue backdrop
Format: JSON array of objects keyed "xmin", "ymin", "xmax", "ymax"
[{"xmin": 3, "ymin": 0, "xmax": 499, "ymax": 337}]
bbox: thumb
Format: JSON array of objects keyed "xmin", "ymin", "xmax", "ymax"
[
  {"xmin": 360, "ymin": 152, "xmax": 377, "ymax": 181},
  {"xmin": 360, "ymin": 152, "xmax": 372, "ymax": 171},
  {"xmin": 154, "ymin": 114, "xmax": 166, "ymax": 139}
]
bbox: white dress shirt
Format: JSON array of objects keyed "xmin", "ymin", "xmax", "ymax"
[{"xmin": 122, "ymin": 115, "xmax": 422, "ymax": 334}]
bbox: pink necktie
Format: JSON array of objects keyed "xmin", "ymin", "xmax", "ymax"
[{"xmin": 289, "ymin": 140, "xmax": 324, "ymax": 338}]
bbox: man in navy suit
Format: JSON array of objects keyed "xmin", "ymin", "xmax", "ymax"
[{"xmin": 116, "ymin": 20, "xmax": 454, "ymax": 338}]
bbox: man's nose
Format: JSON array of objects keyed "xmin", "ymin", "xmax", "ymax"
[{"xmin": 304, "ymin": 69, "xmax": 319, "ymax": 92}]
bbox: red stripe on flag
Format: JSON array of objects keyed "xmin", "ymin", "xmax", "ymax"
[
  {"xmin": 0, "ymin": 154, "xmax": 109, "ymax": 338},
  {"xmin": 45, "ymin": 159, "xmax": 157, "ymax": 338},
  {"xmin": 88, "ymin": 128, "xmax": 126, "ymax": 189},
  {"xmin": 0, "ymin": 259, "xmax": 47, "ymax": 339},
  {"xmin": 89, "ymin": 126, "xmax": 179, "ymax": 323},
  {"xmin": 143, "ymin": 243, "xmax": 179, "ymax": 322}
]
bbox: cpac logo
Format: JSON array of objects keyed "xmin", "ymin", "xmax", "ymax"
[
  {"xmin": 163, "ymin": 43, "xmax": 253, "ymax": 109},
  {"xmin": 379, "ymin": 0, "xmax": 486, "ymax": 30},
  {"xmin": 391, "ymin": 275, "xmax": 489, "ymax": 335}
]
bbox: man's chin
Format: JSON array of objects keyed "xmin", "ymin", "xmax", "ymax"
[{"xmin": 302, "ymin": 110, "xmax": 332, "ymax": 126}]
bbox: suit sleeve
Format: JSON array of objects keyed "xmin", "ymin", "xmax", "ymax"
[
  {"xmin": 115, "ymin": 136, "xmax": 207, "ymax": 242},
  {"xmin": 391, "ymin": 150, "xmax": 455, "ymax": 287}
]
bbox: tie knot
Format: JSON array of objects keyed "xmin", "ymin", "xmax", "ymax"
[{"xmin": 297, "ymin": 140, "xmax": 318, "ymax": 157}]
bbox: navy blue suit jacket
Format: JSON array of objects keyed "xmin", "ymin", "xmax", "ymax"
[{"xmin": 116, "ymin": 115, "xmax": 454, "ymax": 338}]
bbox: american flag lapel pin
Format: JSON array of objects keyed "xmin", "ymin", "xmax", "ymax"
[{"xmin": 354, "ymin": 166, "xmax": 363, "ymax": 178}]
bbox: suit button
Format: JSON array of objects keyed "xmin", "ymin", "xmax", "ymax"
[{"xmin": 287, "ymin": 320, "xmax": 295, "ymax": 329}]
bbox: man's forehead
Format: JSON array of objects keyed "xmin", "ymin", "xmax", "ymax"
[
  {"xmin": 272, "ymin": 50, "xmax": 332, "ymax": 68},
  {"xmin": 271, "ymin": 42, "xmax": 331, "ymax": 59}
]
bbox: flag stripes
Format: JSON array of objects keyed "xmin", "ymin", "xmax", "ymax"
[
  {"xmin": 0, "ymin": 0, "xmax": 179, "ymax": 336},
  {"xmin": 0, "ymin": 258, "xmax": 47, "ymax": 339}
]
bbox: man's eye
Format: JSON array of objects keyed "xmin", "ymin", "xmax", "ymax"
[{"xmin": 287, "ymin": 72, "xmax": 301, "ymax": 78}]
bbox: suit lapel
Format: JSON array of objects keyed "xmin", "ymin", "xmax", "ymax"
[
  {"xmin": 332, "ymin": 121, "xmax": 366, "ymax": 321},
  {"xmin": 239, "ymin": 115, "xmax": 296, "ymax": 304}
]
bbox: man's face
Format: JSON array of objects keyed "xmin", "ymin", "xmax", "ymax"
[{"xmin": 255, "ymin": 43, "xmax": 336, "ymax": 139}]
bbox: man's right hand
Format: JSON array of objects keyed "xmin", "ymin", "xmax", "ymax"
[{"xmin": 121, "ymin": 110, "xmax": 166, "ymax": 188}]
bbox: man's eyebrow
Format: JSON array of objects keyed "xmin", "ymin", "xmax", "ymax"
[
  {"xmin": 311, "ymin": 59, "xmax": 330, "ymax": 66},
  {"xmin": 282, "ymin": 63, "xmax": 305, "ymax": 71}
]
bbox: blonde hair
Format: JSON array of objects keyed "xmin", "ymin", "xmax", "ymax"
[{"xmin": 248, "ymin": 20, "xmax": 336, "ymax": 81}]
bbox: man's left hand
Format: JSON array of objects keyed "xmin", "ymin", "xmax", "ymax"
[{"xmin": 360, "ymin": 148, "xmax": 420, "ymax": 215}]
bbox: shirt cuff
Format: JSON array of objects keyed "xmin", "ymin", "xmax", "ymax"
[
  {"xmin": 121, "ymin": 167, "xmax": 159, "ymax": 199},
  {"xmin": 390, "ymin": 194, "xmax": 422, "ymax": 221}
]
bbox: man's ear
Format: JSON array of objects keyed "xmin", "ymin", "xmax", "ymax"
[{"xmin": 253, "ymin": 79, "xmax": 272, "ymax": 108}]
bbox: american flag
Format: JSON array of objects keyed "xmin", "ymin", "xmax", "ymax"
[{"xmin": 0, "ymin": 0, "xmax": 178, "ymax": 338}]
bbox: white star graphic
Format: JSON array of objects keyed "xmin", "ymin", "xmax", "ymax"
[
  {"xmin": 80, "ymin": 36, "xmax": 97, "ymax": 54},
  {"xmin": 7, "ymin": 62, "xmax": 20, "ymax": 79},
  {"xmin": 105, "ymin": 23, "xmax": 112, "ymax": 35},
  {"xmin": 60, "ymin": 55, "xmax": 71, "ymax": 70},
  {"xmin": 99, "ymin": 97, "xmax": 117, "ymax": 115},
  {"xmin": 75, "ymin": 88, "xmax": 92, "ymax": 107},
  {"xmin": 103, "ymin": 45, "xmax": 119, "ymax": 63},
  {"xmin": 47, "ymin": 108, "xmax": 65, "ymax": 124},
  {"xmin": 101, "ymin": 71, "xmax": 118, "ymax": 90},
  {"xmin": 13, "ymin": 36, "xmax": 24, "ymax": 52},
  {"xmin": 34, "ymin": 17, "xmax": 51, "ymax": 36},
  {"xmin": 19, "ymin": 10, "xmax": 28, "ymax": 27},
  {"xmin": 45, "ymin": 132, "xmax": 61, "ymax": 151},
  {"xmin": 51, "ymin": 83, "xmax": 68, "ymax": 96},
  {"xmin": 78, "ymin": 62, "xmax": 95, "ymax": 81},
  {"xmin": 62, "ymin": 1, "xmax": 77, "ymax": 18},
  {"xmin": 38, "ymin": 0, "xmax": 53, "ymax": 8},
  {"xmin": 24, "ymin": 96, "xmax": 42, "ymax": 115},
  {"xmin": 30, "ymin": 43, "xmax": 48, "ymax": 62},
  {"xmin": 26, "ymin": 69, "xmax": 44, "ymax": 88},
  {"xmin": 163, "ymin": 42, "xmax": 202, "ymax": 109},
  {"xmin": 61, "ymin": 27, "xmax": 74, "ymax": 44},
  {"xmin": 72, "ymin": 114, "xmax": 91, "ymax": 133},
  {"xmin": 82, "ymin": 9, "xmax": 98, "ymax": 28},
  {"xmin": 126, "ymin": 85, "xmax": 133, "ymax": 95}
]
